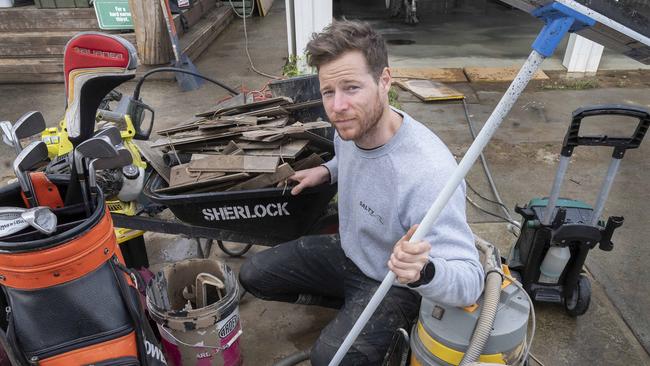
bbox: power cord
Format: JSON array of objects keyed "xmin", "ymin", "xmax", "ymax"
[{"xmin": 227, "ymin": 0, "xmax": 282, "ymax": 80}]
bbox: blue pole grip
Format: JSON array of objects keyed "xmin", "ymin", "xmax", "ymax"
[{"xmin": 531, "ymin": 2, "xmax": 596, "ymax": 57}]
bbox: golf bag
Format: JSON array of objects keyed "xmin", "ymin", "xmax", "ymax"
[{"xmin": 0, "ymin": 176, "xmax": 165, "ymax": 366}]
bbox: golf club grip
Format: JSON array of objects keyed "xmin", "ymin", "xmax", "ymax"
[{"xmin": 561, "ymin": 104, "xmax": 650, "ymax": 157}]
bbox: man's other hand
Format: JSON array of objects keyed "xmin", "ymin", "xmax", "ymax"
[
  {"xmin": 388, "ymin": 225, "xmax": 432, "ymax": 284},
  {"xmin": 284, "ymin": 165, "xmax": 330, "ymax": 195}
]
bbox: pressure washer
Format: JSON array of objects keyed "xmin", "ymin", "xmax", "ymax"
[{"xmin": 508, "ymin": 104, "xmax": 649, "ymax": 316}]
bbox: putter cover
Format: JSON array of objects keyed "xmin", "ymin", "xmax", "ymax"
[{"xmin": 63, "ymin": 32, "xmax": 138, "ymax": 144}]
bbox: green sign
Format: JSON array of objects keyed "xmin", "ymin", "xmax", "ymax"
[{"xmin": 94, "ymin": 0, "xmax": 134, "ymax": 30}]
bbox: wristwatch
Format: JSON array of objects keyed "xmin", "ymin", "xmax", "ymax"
[{"xmin": 407, "ymin": 260, "xmax": 435, "ymax": 288}]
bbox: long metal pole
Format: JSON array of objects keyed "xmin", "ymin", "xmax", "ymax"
[
  {"xmin": 590, "ymin": 158, "xmax": 621, "ymax": 226},
  {"xmin": 328, "ymin": 49, "xmax": 547, "ymax": 366}
]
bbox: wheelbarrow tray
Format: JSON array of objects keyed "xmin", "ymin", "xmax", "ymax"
[{"xmin": 143, "ymin": 173, "xmax": 338, "ymax": 242}]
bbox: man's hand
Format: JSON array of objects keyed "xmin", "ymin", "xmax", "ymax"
[
  {"xmin": 388, "ymin": 225, "xmax": 432, "ymax": 284},
  {"xmin": 285, "ymin": 165, "xmax": 330, "ymax": 195}
]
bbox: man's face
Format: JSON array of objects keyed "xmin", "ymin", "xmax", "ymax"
[{"xmin": 318, "ymin": 51, "xmax": 390, "ymax": 142}]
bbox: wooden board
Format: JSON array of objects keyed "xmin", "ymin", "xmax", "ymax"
[
  {"xmin": 196, "ymin": 96, "xmax": 292, "ymax": 117},
  {"xmin": 170, "ymin": 164, "xmax": 225, "ymax": 187},
  {"xmin": 464, "ymin": 67, "xmax": 549, "ymax": 82},
  {"xmin": 151, "ymin": 130, "xmax": 242, "ymax": 148},
  {"xmin": 237, "ymin": 141, "xmax": 283, "ymax": 150},
  {"xmin": 256, "ymin": 0, "xmax": 274, "ymax": 17},
  {"xmin": 391, "ymin": 68, "xmax": 467, "ymax": 83},
  {"xmin": 181, "ymin": 5, "xmax": 235, "ymax": 61},
  {"xmin": 291, "ymin": 153, "xmax": 325, "ymax": 171},
  {"xmin": 227, "ymin": 162, "xmax": 294, "ymax": 191},
  {"xmin": 244, "ymin": 139, "xmax": 309, "ymax": 159},
  {"xmin": 133, "ymin": 140, "xmax": 171, "ymax": 184},
  {"xmin": 155, "ymin": 172, "xmax": 250, "ymax": 194},
  {"xmin": 188, "ymin": 155, "xmax": 279, "ymax": 173},
  {"xmin": 396, "ymin": 80, "xmax": 464, "ymax": 101}
]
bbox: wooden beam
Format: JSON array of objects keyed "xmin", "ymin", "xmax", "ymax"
[{"xmin": 129, "ymin": 0, "xmax": 172, "ymax": 65}]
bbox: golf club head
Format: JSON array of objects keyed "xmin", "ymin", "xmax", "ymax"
[
  {"xmin": 63, "ymin": 32, "xmax": 138, "ymax": 145},
  {"xmin": 88, "ymin": 147, "xmax": 132, "ymax": 195},
  {"xmin": 74, "ymin": 134, "xmax": 118, "ymax": 176},
  {"xmin": 0, "ymin": 207, "xmax": 29, "ymax": 238},
  {"xmin": 93, "ymin": 126, "xmax": 123, "ymax": 146},
  {"xmin": 20, "ymin": 206, "xmax": 57, "ymax": 235},
  {"xmin": 11, "ymin": 111, "xmax": 46, "ymax": 154},
  {"xmin": 13, "ymin": 141, "xmax": 49, "ymax": 207},
  {"xmin": 1, "ymin": 121, "xmax": 14, "ymax": 148}
]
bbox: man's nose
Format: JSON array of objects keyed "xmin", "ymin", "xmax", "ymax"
[{"xmin": 332, "ymin": 92, "xmax": 349, "ymax": 113}]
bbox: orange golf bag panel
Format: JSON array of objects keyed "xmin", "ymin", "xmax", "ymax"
[{"xmin": 0, "ymin": 177, "xmax": 153, "ymax": 366}]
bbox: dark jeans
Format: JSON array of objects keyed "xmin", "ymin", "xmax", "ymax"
[{"xmin": 238, "ymin": 235, "xmax": 421, "ymax": 366}]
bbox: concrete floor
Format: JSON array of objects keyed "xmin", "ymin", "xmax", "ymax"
[
  {"xmin": 337, "ymin": 0, "xmax": 650, "ymax": 71},
  {"xmin": 1, "ymin": 1, "xmax": 650, "ymax": 365}
]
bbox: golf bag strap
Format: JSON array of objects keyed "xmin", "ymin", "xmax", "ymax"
[
  {"xmin": 111, "ymin": 257, "xmax": 149, "ymax": 366},
  {"xmin": 28, "ymin": 172, "xmax": 64, "ymax": 209}
]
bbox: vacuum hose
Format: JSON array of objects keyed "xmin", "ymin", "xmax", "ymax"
[
  {"xmin": 459, "ymin": 236, "xmax": 504, "ymax": 366},
  {"xmin": 272, "ymin": 350, "xmax": 311, "ymax": 366}
]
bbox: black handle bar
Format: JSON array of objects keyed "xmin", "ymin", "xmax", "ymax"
[{"xmin": 561, "ymin": 104, "xmax": 650, "ymax": 158}]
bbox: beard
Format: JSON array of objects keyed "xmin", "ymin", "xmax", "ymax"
[{"xmin": 331, "ymin": 90, "xmax": 385, "ymax": 142}]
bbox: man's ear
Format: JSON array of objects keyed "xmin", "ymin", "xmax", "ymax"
[{"xmin": 379, "ymin": 67, "xmax": 392, "ymax": 93}]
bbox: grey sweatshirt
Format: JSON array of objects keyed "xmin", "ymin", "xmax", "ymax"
[{"xmin": 323, "ymin": 109, "xmax": 484, "ymax": 306}]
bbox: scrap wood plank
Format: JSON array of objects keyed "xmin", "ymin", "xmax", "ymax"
[
  {"xmin": 133, "ymin": 140, "xmax": 171, "ymax": 184},
  {"xmin": 155, "ymin": 173, "xmax": 250, "ymax": 194},
  {"xmin": 241, "ymin": 105, "xmax": 289, "ymax": 117},
  {"xmin": 395, "ymin": 80, "xmax": 464, "ymax": 101},
  {"xmin": 255, "ymin": 116, "xmax": 289, "ymax": 128},
  {"xmin": 244, "ymin": 139, "xmax": 309, "ymax": 159},
  {"xmin": 286, "ymin": 131, "xmax": 334, "ymax": 152},
  {"xmin": 151, "ymin": 130, "xmax": 242, "ymax": 148},
  {"xmin": 391, "ymin": 67, "xmax": 468, "ymax": 83},
  {"xmin": 188, "ymin": 155, "xmax": 280, "ymax": 173},
  {"xmin": 197, "ymin": 96, "xmax": 293, "ymax": 117},
  {"xmin": 237, "ymin": 141, "xmax": 283, "ymax": 150},
  {"xmin": 199, "ymin": 115, "xmax": 259, "ymax": 128},
  {"xmin": 170, "ymin": 164, "xmax": 226, "ymax": 187},
  {"xmin": 227, "ymin": 162, "xmax": 294, "ymax": 191},
  {"xmin": 464, "ymin": 67, "xmax": 549, "ymax": 82},
  {"xmin": 284, "ymin": 99, "xmax": 323, "ymax": 111},
  {"xmin": 291, "ymin": 153, "xmax": 325, "ymax": 171},
  {"xmin": 157, "ymin": 118, "xmax": 207, "ymax": 135},
  {"xmin": 223, "ymin": 141, "xmax": 244, "ymax": 155}
]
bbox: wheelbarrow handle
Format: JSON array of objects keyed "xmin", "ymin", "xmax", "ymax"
[{"xmin": 562, "ymin": 104, "xmax": 650, "ymax": 158}]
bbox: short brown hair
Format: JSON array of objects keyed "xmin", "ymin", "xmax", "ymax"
[{"xmin": 306, "ymin": 20, "xmax": 388, "ymax": 80}]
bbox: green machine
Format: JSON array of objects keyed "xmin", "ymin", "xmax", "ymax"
[{"xmin": 508, "ymin": 105, "xmax": 649, "ymax": 316}]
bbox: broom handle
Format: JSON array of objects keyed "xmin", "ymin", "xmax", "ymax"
[{"xmin": 159, "ymin": 0, "xmax": 182, "ymax": 63}]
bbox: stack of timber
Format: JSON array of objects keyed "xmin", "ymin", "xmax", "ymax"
[
  {"xmin": 0, "ymin": 0, "xmax": 233, "ymax": 83},
  {"xmin": 151, "ymin": 97, "xmax": 333, "ymax": 194}
]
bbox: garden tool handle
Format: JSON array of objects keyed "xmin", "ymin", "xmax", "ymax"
[{"xmin": 562, "ymin": 104, "xmax": 650, "ymax": 158}]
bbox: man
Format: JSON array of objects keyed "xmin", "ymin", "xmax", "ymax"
[{"xmin": 239, "ymin": 20, "xmax": 484, "ymax": 365}]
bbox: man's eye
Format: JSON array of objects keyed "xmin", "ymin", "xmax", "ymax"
[
  {"xmin": 322, "ymin": 90, "xmax": 333, "ymax": 96},
  {"xmin": 346, "ymin": 86, "xmax": 359, "ymax": 91}
]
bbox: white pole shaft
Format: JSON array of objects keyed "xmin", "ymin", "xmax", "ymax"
[{"xmin": 328, "ymin": 49, "xmax": 547, "ymax": 366}]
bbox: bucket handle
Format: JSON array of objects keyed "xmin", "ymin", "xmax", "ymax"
[{"xmin": 159, "ymin": 325, "xmax": 242, "ymax": 353}]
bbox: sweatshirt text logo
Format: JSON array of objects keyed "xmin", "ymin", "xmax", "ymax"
[
  {"xmin": 203, "ymin": 202, "xmax": 290, "ymax": 221},
  {"xmin": 359, "ymin": 200, "xmax": 384, "ymax": 225}
]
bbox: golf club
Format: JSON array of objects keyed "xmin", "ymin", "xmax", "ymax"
[
  {"xmin": 20, "ymin": 206, "xmax": 57, "ymax": 235},
  {"xmin": 10, "ymin": 111, "xmax": 46, "ymax": 155},
  {"xmin": 0, "ymin": 206, "xmax": 57, "ymax": 238},
  {"xmin": 13, "ymin": 141, "xmax": 49, "ymax": 208},
  {"xmin": 73, "ymin": 136, "xmax": 118, "ymax": 215},
  {"xmin": 1, "ymin": 121, "xmax": 14, "ymax": 147},
  {"xmin": 88, "ymin": 147, "xmax": 133, "ymax": 211}
]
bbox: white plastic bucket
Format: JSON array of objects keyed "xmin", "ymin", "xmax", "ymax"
[{"xmin": 147, "ymin": 259, "xmax": 243, "ymax": 366}]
